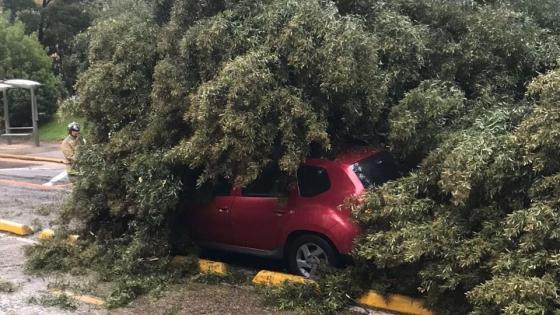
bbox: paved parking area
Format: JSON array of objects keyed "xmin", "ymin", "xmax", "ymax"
[{"xmin": 0, "ymin": 234, "xmax": 105, "ymax": 315}]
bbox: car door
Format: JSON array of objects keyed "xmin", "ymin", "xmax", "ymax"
[
  {"xmin": 189, "ymin": 179, "xmax": 235, "ymax": 245},
  {"xmin": 230, "ymin": 165, "xmax": 288, "ymax": 250}
]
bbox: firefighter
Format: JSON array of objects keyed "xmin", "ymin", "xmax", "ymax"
[{"xmin": 61, "ymin": 121, "xmax": 80, "ymax": 176}]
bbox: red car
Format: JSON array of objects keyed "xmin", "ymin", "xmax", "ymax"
[{"xmin": 187, "ymin": 147, "xmax": 398, "ymax": 277}]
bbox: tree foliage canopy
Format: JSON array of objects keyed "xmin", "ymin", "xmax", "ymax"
[{"xmin": 52, "ymin": 0, "xmax": 560, "ymax": 313}]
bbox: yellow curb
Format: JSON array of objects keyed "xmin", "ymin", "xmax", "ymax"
[
  {"xmin": 252, "ymin": 270, "xmax": 309, "ymax": 286},
  {"xmin": 171, "ymin": 255, "xmax": 196, "ymax": 266},
  {"xmin": 37, "ymin": 229, "xmax": 80, "ymax": 243},
  {"xmin": 250, "ymin": 270, "xmax": 432, "ymax": 315},
  {"xmin": 0, "ymin": 153, "xmax": 65, "ymax": 164},
  {"xmin": 172, "ymin": 256, "xmax": 228, "ymax": 275},
  {"xmin": 358, "ymin": 291, "xmax": 433, "ymax": 315},
  {"xmin": 49, "ymin": 289, "xmax": 105, "ymax": 306},
  {"xmin": 37, "ymin": 229, "xmax": 55, "ymax": 240},
  {"xmin": 0, "ymin": 219, "xmax": 33, "ymax": 236},
  {"xmin": 198, "ymin": 259, "xmax": 227, "ymax": 275}
]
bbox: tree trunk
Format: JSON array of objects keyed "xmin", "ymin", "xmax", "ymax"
[{"xmin": 37, "ymin": 0, "xmax": 51, "ymax": 45}]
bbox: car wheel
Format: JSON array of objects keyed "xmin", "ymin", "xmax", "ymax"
[{"xmin": 287, "ymin": 234, "xmax": 339, "ymax": 278}]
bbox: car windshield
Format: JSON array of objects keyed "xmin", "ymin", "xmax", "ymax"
[{"xmin": 352, "ymin": 152, "xmax": 399, "ymax": 188}]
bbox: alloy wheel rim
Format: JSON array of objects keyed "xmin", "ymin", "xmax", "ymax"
[{"xmin": 295, "ymin": 242, "xmax": 328, "ymax": 278}]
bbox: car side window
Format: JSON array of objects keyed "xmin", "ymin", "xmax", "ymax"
[
  {"xmin": 242, "ymin": 165, "xmax": 287, "ymax": 197},
  {"xmin": 297, "ymin": 165, "xmax": 330, "ymax": 197}
]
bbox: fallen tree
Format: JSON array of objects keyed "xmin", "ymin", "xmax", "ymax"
[{"xmin": 28, "ymin": 0, "xmax": 560, "ymax": 313}]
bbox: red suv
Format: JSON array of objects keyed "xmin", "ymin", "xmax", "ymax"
[{"xmin": 187, "ymin": 147, "xmax": 398, "ymax": 277}]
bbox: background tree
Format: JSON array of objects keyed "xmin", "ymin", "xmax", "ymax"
[
  {"xmin": 0, "ymin": 15, "xmax": 62, "ymax": 125},
  {"xmin": 1, "ymin": 0, "xmax": 96, "ymax": 92},
  {"xmin": 1, "ymin": 0, "xmax": 35, "ymax": 22}
]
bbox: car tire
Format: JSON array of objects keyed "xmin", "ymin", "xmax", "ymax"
[{"xmin": 287, "ymin": 234, "xmax": 339, "ymax": 278}]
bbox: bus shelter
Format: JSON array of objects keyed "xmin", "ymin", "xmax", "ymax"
[{"xmin": 0, "ymin": 79, "xmax": 41, "ymax": 146}]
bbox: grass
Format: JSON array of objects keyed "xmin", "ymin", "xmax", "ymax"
[
  {"xmin": 39, "ymin": 115, "xmax": 86, "ymax": 142},
  {"xmin": 38, "ymin": 118, "xmax": 67, "ymax": 142}
]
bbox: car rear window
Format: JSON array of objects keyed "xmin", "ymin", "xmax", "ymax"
[
  {"xmin": 297, "ymin": 165, "xmax": 330, "ymax": 197},
  {"xmin": 352, "ymin": 152, "xmax": 399, "ymax": 188}
]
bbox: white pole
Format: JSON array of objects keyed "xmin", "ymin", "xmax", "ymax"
[
  {"xmin": 3, "ymin": 89, "xmax": 11, "ymax": 144},
  {"xmin": 31, "ymin": 87, "xmax": 39, "ymax": 146}
]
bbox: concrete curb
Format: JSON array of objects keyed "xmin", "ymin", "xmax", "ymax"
[
  {"xmin": 251, "ymin": 270, "xmax": 433, "ymax": 315},
  {"xmin": 0, "ymin": 153, "xmax": 64, "ymax": 164},
  {"xmin": 0, "ymin": 219, "xmax": 33, "ymax": 236},
  {"xmin": 49, "ymin": 289, "xmax": 105, "ymax": 306}
]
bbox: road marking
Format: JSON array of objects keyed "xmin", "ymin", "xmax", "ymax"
[
  {"xmin": 0, "ymin": 179, "xmax": 70, "ymax": 190},
  {"xmin": 43, "ymin": 170, "xmax": 68, "ymax": 186},
  {"xmin": 0, "ymin": 166, "xmax": 64, "ymax": 172}
]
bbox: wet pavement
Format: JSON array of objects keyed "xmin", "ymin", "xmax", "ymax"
[
  {"xmin": 0, "ymin": 160, "xmax": 66, "ymax": 185},
  {"xmin": 0, "ymin": 234, "xmax": 104, "ymax": 315}
]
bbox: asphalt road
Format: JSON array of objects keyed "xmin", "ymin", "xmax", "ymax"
[{"xmin": 0, "ymin": 159, "xmax": 67, "ymax": 184}]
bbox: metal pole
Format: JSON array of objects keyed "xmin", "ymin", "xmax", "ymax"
[
  {"xmin": 31, "ymin": 88, "xmax": 39, "ymax": 146},
  {"xmin": 3, "ymin": 89, "xmax": 11, "ymax": 145}
]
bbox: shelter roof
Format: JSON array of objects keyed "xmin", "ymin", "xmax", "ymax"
[{"xmin": 3, "ymin": 79, "xmax": 41, "ymax": 89}]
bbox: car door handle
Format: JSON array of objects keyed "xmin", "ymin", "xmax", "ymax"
[
  {"xmin": 217, "ymin": 207, "xmax": 229, "ymax": 213},
  {"xmin": 273, "ymin": 209, "xmax": 285, "ymax": 216}
]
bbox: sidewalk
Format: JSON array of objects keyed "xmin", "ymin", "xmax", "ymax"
[{"xmin": 0, "ymin": 139, "xmax": 64, "ymax": 160}]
